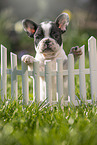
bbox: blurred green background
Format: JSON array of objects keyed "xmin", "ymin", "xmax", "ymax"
[{"xmin": 0, "ymin": 0, "xmax": 97, "ymax": 62}]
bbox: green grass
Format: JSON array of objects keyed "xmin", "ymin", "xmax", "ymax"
[
  {"xmin": 0, "ymin": 58, "xmax": 96, "ymax": 145},
  {"xmin": 0, "ymin": 100, "xmax": 97, "ymax": 145}
]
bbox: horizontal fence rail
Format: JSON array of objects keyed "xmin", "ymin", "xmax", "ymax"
[{"xmin": 0, "ymin": 36, "xmax": 97, "ymax": 106}]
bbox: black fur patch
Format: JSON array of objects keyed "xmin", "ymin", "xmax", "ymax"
[
  {"xmin": 50, "ymin": 23, "xmax": 62, "ymax": 46},
  {"xmin": 34, "ymin": 25, "xmax": 44, "ymax": 47}
]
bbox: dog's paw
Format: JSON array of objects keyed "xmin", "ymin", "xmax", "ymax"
[
  {"xmin": 70, "ymin": 46, "xmax": 82, "ymax": 57},
  {"xmin": 21, "ymin": 55, "xmax": 35, "ymax": 65}
]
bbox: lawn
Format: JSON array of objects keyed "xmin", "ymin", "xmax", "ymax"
[
  {"xmin": 0, "ymin": 58, "xmax": 97, "ymax": 145},
  {"xmin": 0, "ymin": 100, "xmax": 97, "ymax": 145}
]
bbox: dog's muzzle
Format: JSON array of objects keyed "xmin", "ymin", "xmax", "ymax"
[{"xmin": 41, "ymin": 39, "xmax": 55, "ymax": 53}]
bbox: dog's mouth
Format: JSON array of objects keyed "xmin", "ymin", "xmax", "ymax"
[
  {"xmin": 40, "ymin": 40, "xmax": 56, "ymax": 54},
  {"xmin": 40, "ymin": 47, "xmax": 56, "ymax": 58},
  {"xmin": 37, "ymin": 39, "xmax": 59, "ymax": 57}
]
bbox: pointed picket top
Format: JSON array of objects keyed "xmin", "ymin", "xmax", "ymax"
[
  {"xmin": 88, "ymin": 36, "xmax": 96, "ymax": 42},
  {"xmin": 10, "ymin": 52, "xmax": 17, "ymax": 56},
  {"xmin": 1, "ymin": 45, "xmax": 7, "ymax": 56},
  {"xmin": 88, "ymin": 36, "xmax": 96, "ymax": 52},
  {"xmin": 1, "ymin": 44, "xmax": 7, "ymax": 50},
  {"xmin": 88, "ymin": 36, "xmax": 96, "ymax": 40},
  {"xmin": 10, "ymin": 52, "xmax": 17, "ymax": 67}
]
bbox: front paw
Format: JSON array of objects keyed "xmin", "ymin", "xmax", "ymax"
[
  {"xmin": 70, "ymin": 46, "xmax": 82, "ymax": 57},
  {"xmin": 21, "ymin": 55, "xmax": 35, "ymax": 65}
]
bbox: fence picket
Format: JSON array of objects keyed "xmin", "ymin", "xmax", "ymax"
[
  {"xmin": 88, "ymin": 36, "xmax": 97, "ymax": 102},
  {"xmin": 11, "ymin": 52, "xmax": 18, "ymax": 100},
  {"xmin": 56, "ymin": 58, "xmax": 63, "ymax": 104},
  {"xmin": 1, "ymin": 45, "xmax": 7, "ymax": 101},
  {"xmin": 21, "ymin": 61, "xmax": 29, "ymax": 105},
  {"xmin": 33, "ymin": 61, "xmax": 40, "ymax": 102},
  {"xmin": 68, "ymin": 54, "xmax": 76, "ymax": 104},
  {"xmin": 45, "ymin": 60, "xmax": 52, "ymax": 104},
  {"xmin": 79, "ymin": 45, "xmax": 86, "ymax": 102}
]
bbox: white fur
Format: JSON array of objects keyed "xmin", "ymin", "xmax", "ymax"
[{"xmin": 41, "ymin": 22, "xmax": 52, "ymax": 37}]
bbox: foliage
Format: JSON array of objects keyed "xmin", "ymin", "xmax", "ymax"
[
  {"xmin": 0, "ymin": 8, "xmax": 17, "ymax": 51},
  {"xmin": 0, "ymin": 100, "xmax": 97, "ymax": 145}
]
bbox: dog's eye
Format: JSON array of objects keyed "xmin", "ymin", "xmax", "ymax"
[
  {"xmin": 51, "ymin": 31, "xmax": 56, "ymax": 35},
  {"xmin": 52, "ymin": 32, "xmax": 59, "ymax": 38},
  {"xmin": 51, "ymin": 31, "xmax": 54, "ymax": 35}
]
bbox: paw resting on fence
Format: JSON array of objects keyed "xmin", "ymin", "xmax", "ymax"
[
  {"xmin": 70, "ymin": 46, "xmax": 83, "ymax": 57},
  {"xmin": 21, "ymin": 55, "xmax": 35, "ymax": 65}
]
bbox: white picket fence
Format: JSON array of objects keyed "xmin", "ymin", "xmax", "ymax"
[{"xmin": 0, "ymin": 36, "xmax": 97, "ymax": 106}]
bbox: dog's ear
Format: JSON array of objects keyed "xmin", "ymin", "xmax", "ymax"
[
  {"xmin": 22, "ymin": 19, "xmax": 38, "ymax": 38},
  {"xmin": 55, "ymin": 13, "xmax": 69, "ymax": 34}
]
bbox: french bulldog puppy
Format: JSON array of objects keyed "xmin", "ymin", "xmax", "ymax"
[{"xmin": 22, "ymin": 13, "xmax": 82, "ymax": 101}]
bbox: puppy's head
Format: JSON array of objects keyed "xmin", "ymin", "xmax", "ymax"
[{"xmin": 22, "ymin": 13, "xmax": 69, "ymax": 58}]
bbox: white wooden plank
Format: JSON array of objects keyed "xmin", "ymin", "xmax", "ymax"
[
  {"xmin": 11, "ymin": 52, "xmax": 18, "ymax": 100},
  {"xmin": 56, "ymin": 58, "xmax": 63, "ymax": 104},
  {"xmin": 88, "ymin": 36, "xmax": 97, "ymax": 102},
  {"xmin": 45, "ymin": 60, "xmax": 52, "ymax": 104},
  {"xmin": 21, "ymin": 61, "xmax": 29, "ymax": 105},
  {"xmin": 68, "ymin": 54, "xmax": 76, "ymax": 104},
  {"xmin": 79, "ymin": 45, "xmax": 86, "ymax": 101},
  {"xmin": 33, "ymin": 61, "xmax": 40, "ymax": 102},
  {"xmin": 1, "ymin": 45, "xmax": 7, "ymax": 101}
]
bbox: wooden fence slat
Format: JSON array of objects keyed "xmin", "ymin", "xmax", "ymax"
[
  {"xmin": 1, "ymin": 45, "xmax": 7, "ymax": 101},
  {"xmin": 88, "ymin": 36, "xmax": 97, "ymax": 102},
  {"xmin": 79, "ymin": 45, "xmax": 86, "ymax": 102},
  {"xmin": 21, "ymin": 61, "xmax": 29, "ymax": 105},
  {"xmin": 33, "ymin": 61, "xmax": 40, "ymax": 102},
  {"xmin": 56, "ymin": 58, "xmax": 63, "ymax": 104},
  {"xmin": 45, "ymin": 60, "xmax": 52, "ymax": 104},
  {"xmin": 11, "ymin": 52, "xmax": 18, "ymax": 100},
  {"xmin": 68, "ymin": 54, "xmax": 76, "ymax": 104}
]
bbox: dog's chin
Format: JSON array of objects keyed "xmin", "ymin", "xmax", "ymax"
[{"xmin": 41, "ymin": 50, "xmax": 57, "ymax": 59}]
